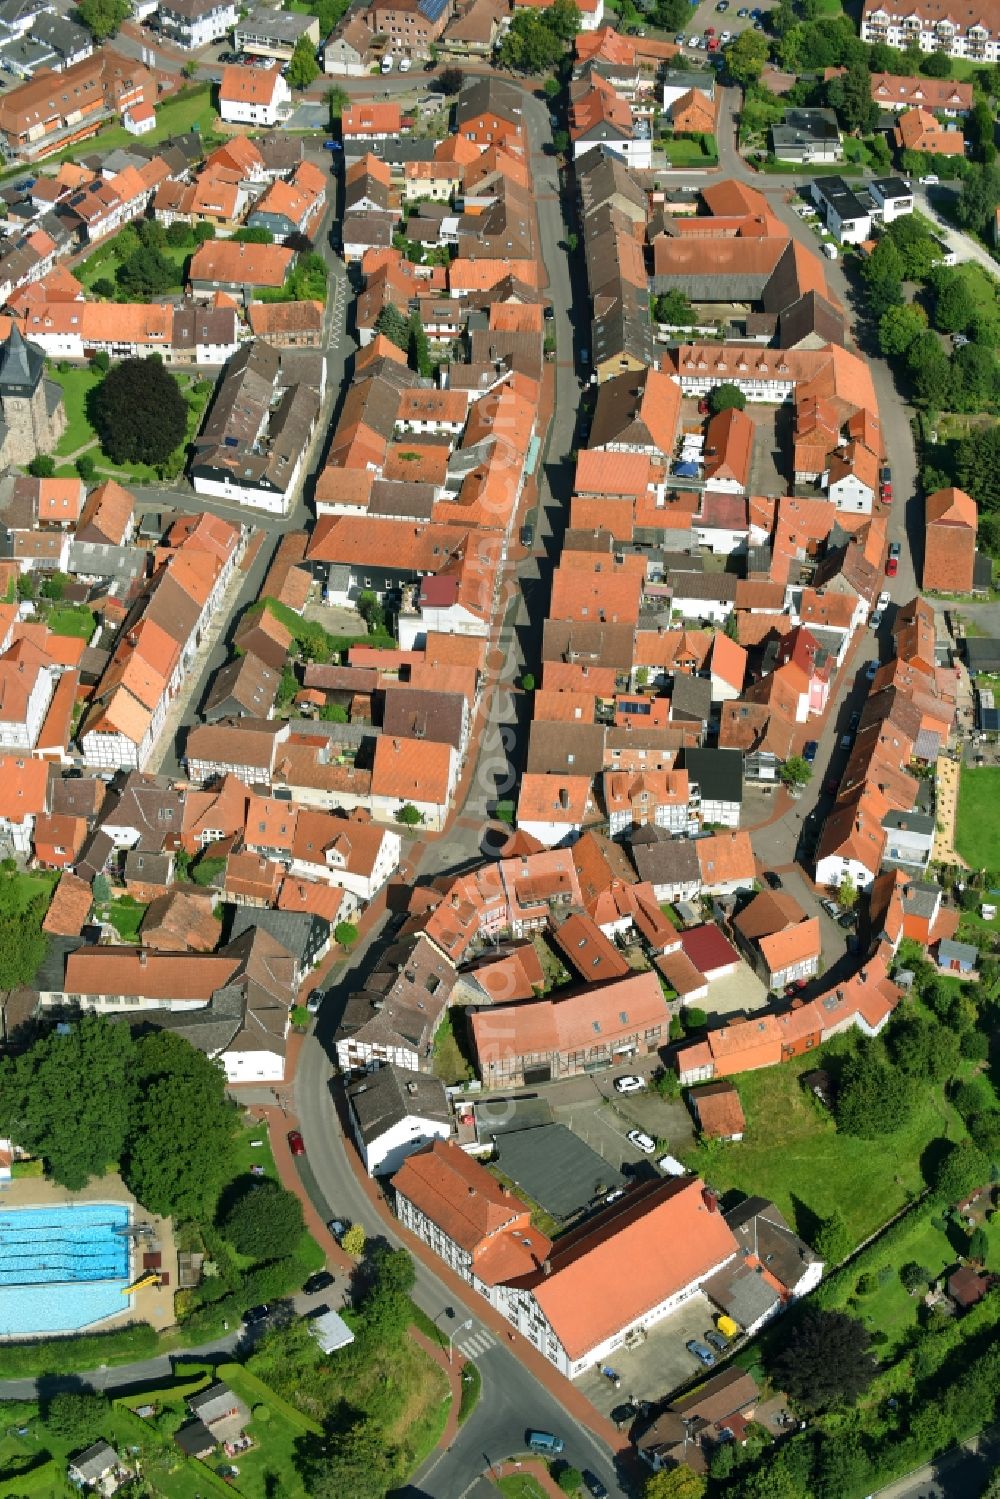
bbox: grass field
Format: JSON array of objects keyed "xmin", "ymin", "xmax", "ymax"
[
  {"xmin": 44, "ymin": 604, "xmax": 96, "ymax": 640},
  {"xmin": 52, "ymin": 366, "xmax": 102, "ymax": 458},
  {"xmin": 76, "ymin": 239, "xmax": 191, "ymax": 294},
  {"xmin": 55, "ymin": 87, "xmax": 220, "ymax": 163},
  {"xmin": 1, "ymin": 869, "xmax": 58, "ymax": 913},
  {"xmin": 98, "ymin": 897, "xmax": 146, "ymax": 942},
  {"xmin": 680, "ymin": 1048, "xmax": 965, "ymax": 1248},
  {"xmin": 662, "ymin": 136, "xmax": 719, "ymax": 167},
  {"xmin": 955, "ymin": 766, "xmax": 1000, "ymax": 869},
  {"xmin": 497, "ymin": 1477, "xmax": 550, "ymax": 1499},
  {"xmin": 50, "ymin": 364, "xmax": 214, "ymax": 482}
]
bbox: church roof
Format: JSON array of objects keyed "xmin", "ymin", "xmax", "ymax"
[{"xmin": 0, "ymin": 324, "xmax": 43, "ymax": 396}]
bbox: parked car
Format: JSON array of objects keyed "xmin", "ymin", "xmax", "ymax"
[
  {"xmin": 737, "ymin": 6, "xmax": 749, "ymax": 13},
  {"xmin": 821, "ymin": 898, "xmax": 840, "ymax": 918},
  {"xmin": 527, "ymin": 1431, "xmax": 565, "ymax": 1456},
  {"xmin": 881, "ymin": 479, "xmax": 892, "ymax": 503},
  {"xmin": 888, "ymin": 541, "xmax": 902, "ymax": 561},
  {"xmin": 823, "ymin": 776, "xmax": 838, "ymax": 795},
  {"xmin": 838, "ymin": 910, "xmax": 858, "ymax": 929},
  {"xmin": 243, "ymin": 1304, "xmax": 270, "ymax": 1325},
  {"xmin": 322, "ymin": 139, "xmax": 342, "ymax": 152},
  {"xmin": 870, "ymin": 609, "xmax": 884, "ymax": 630},
  {"xmin": 615, "ymin": 1074, "xmax": 646, "ymax": 1094},
  {"xmin": 306, "ymin": 990, "xmax": 323, "ymax": 1015},
  {"xmin": 785, "ymin": 978, "xmax": 809, "ymax": 995},
  {"xmin": 953, "ymin": 333, "xmax": 969, "ymax": 349},
  {"xmin": 720, "ymin": 28, "xmax": 732, "ymax": 40},
  {"xmin": 627, "ymin": 1129, "xmax": 657, "ymax": 1154},
  {"xmin": 803, "ymin": 739, "xmax": 818, "ymax": 763},
  {"xmin": 849, "ymin": 711, "xmax": 860, "ymax": 732},
  {"xmin": 583, "ymin": 1473, "xmax": 609, "ymax": 1499},
  {"xmin": 675, "ymin": 31, "xmax": 687, "ymax": 42},
  {"xmin": 840, "ymin": 733, "xmax": 853, "ymax": 750},
  {"xmin": 520, "ymin": 522, "xmax": 534, "ymax": 548},
  {"xmin": 877, "ymin": 590, "xmax": 892, "ymax": 610},
  {"xmin": 303, "ymin": 1271, "xmax": 335, "ymax": 1296},
  {"xmin": 328, "ymin": 1218, "xmax": 350, "ymax": 1242},
  {"xmin": 687, "ymin": 1339, "xmax": 717, "ymax": 1368},
  {"xmin": 763, "ymin": 871, "xmax": 783, "ymax": 890},
  {"xmin": 706, "ymin": 1329, "xmax": 730, "ymax": 1353},
  {"xmin": 398, "ymin": 54, "xmax": 411, "ymax": 70},
  {"xmin": 381, "ymin": 52, "xmax": 394, "ymax": 71},
  {"xmin": 287, "ymin": 1129, "xmax": 305, "ymax": 1156},
  {"xmin": 865, "ymin": 659, "xmax": 878, "ymax": 680},
  {"xmin": 919, "ymin": 173, "xmax": 939, "ymax": 185}
]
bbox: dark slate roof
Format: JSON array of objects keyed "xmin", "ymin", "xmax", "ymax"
[
  {"xmin": 683, "ymin": 747, "xmax": 744, "ymax": 802},
  {"xmin": 227, "ymin": 905, "xmax": 326, "ymax": 961},
  {"xmin": 348, "ymin": 1063, "xmax": 450, "ymax": 1145}
]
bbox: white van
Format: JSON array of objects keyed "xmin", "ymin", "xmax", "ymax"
[
  {"xmin": 381, "ymin": 53, "xmax": 394, "ymax": 72},
  {"xmin": 398, "ymin": 54, "xmax": 411, "ymax": 70},
  {"xmin": 823, "ymin": 242, "xmax": 838, "ymax": 260}
]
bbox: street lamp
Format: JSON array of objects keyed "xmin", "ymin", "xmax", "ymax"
[{"xmin": 447, "ymin": 1318, "xmax": 473, "ymax": 1364}]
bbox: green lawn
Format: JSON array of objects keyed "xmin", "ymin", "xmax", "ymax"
[
  {"xmin": 497, "ymin": 1478, "xmax": 550, "ymax": 1499},
  {"xmin": 77, "ymin": 239, "xmax": 191, "ymax": 294},
  {"xmin": 680, "ymin": 1048, "xmax": 965, "ymax": 1248},
  {"xmin": 52, "ymin": 365, "xmax": 102, "ymax": 457},
  {"xmin": 662, "ymin": 135, "xmax": 719, "ymax": 167},
  {"xmin": 44, "ymin": 604, "xmax": 96, "ymax": 640},
  {"xmin": 53, "ymin": 87, "xmax": 220, "ymax": 163},
  {"xmin": 955, "ymin": 766, "xmax": 1000, "ymax": 869},
  {"xmin": 98, "ymin": 898, "xmax": 146, "ymax": 943},
  {"xmin": 757, "ymin": 158, "xmax": 868, "ymax": 176},
  {"xmin": 1, "ymin": 869, "xmax": 58, "ymax": 912}
]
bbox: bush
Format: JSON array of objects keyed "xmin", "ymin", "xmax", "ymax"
[
  {"xmin": 219, "ymin": 1179, "xmax": 304, "ymax": 1260},
  {"xmin": 856, "ymin": 1271, "xmax": 878, "ymax": 1296},
  {"xmin": 75, "ymin": 453, "xmax": 96, "ymax": 481},
  {"xmin": 341, "ymin": 1223, "xmax": 366, "ymax": 1257},
  {"xmin": 960, "ymin": 1030, "xmax": 990, "ymax": 1062},
  {"xmin": 684, "ymin": 1007, "xmax": 707, "ymax": 1030}
]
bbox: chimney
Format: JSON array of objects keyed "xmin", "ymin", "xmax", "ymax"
[
  {"xmin": 139, "ymin": 951, "xmax": 147, "ymax": 967},
  {"xmin": 542, "ymin": 1257, "xmax": 552, "ymax": 1276},
  {"xmin": 702, "ymin": 1185, "xmax": 719, "ymax": 1213}
]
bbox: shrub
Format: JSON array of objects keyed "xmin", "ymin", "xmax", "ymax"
[
  {"xmin": 684, "ymin": 1007, "xmax": 707, "ymax": 1030},
  {"xmin": 856, "ymin": 1271, "xmax": 878, "ymax": 1296},
  {"xmin": 219, "ymin": 1179, "xmax": 304, "ymax": 1260}
]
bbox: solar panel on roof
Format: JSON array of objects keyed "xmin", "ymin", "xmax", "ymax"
[{"xmin": 419, "ymin": 0, "xmax": 448, "ymax": 20}]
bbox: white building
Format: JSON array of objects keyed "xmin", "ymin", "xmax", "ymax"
[
  {"xmin": 348, "ymin": 1065, "xmax": 452, "ymax": 1176},
  {"xmin": 159, "ymin": 0, "xmax": 237, "ymax": 49},
  {"xmin": 0, "ymin": 661, "xmax": 56, "ymax": 750},
  {"xmin": 218, "ymin": 65, "xmax": 292, "ymax": 129},
  {"xmin": 810, "ymin": 176, "xmax": 871, "ymax": 245},
  {"xmin": 861, "ymin": 0, "xmax": 1000, "ymax": 64}
]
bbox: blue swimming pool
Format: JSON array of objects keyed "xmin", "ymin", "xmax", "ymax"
[{"xmin": 0, "ymin": 1203, "xmax": 132, "ymax": 1335}]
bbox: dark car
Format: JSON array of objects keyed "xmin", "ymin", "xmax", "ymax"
[
  {"xmin": 763, "ymin": 871, "xmax": 783, "ymax": 890},
  {"xmin": 287, "ymin": 1129, "xmax": 306, "ymax": 1156},
  {"xmin": 706, "ymin": 1328, "xmax": 730, "ymax": 1353},
  {"xmin": 520, "ymin": 522, "xmax": 535, "ymax": 548},
  {"xmin": 803, "ymin": 740, "xmax": 818, "ymax": 763},
  {"xmin": 583, "ymin": 1474, "xmax": 609, "ymax": 1499},
  {"xmin": 838, "ymin": 910, "xmax": 858, "ymax": 929},
  {"xmin": 785, "ymin": 978, "xmax": 809, "ymax": 996},
  {"xmin": 244, "ymin": 1304, "xmax": 270, "ymax": 1325},
  {"xmin": 303, "ymin": 1271, "xmax": 335, "ymax": 1296},
  {"xmin": 849, "ymin": 711, "xmax": 860, "ymax": 733},
  {"xmin": 687, "ymin": 1339, "xmax": 716, "ymax": 1368}
]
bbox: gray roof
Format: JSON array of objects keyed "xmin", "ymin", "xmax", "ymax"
[
  {"xmin": 227, "ymin": 905, "xmax": 326, "ymax": 960},
  {"xmin": 684, "ymin": 747, "xmax": 744, "ymax": 803},
  {"xmin": 348, "ymin": 1063, "xmax": 450, "ymax": 1145},
  {"xmin": 0, "ymin": 323, "xmax": 42, "ymax": 396},
  {"xmin": 473, "ymin": 1095, "xmax": 553, "ymax": 1139},
  {"xmin": 630, "ymin": 837, "xmax": 700, "ymax": 887},
  {"xmin": 69, "ymin": 1441, "xmax": 120, "ymax": 1482},
  {"xmin": 964, "ymin": 637, "xmax": 1000, "ymax": 674},
  {"xmin": 189, "ymin": 1380, "xmax": 249, "ymax": 1427},
  {"xmin": 235, "ymin": 5, "xmax": 315, "ymax": 41},
  {"xmin": 724, "ymin": 1195, "xmax": 820, "ymax": 1291},
  {"xmin": 703, "ymin": 1256, "xmax": 781, "ymax": 1328},
  {"xmin": 495, "ymin": 1122, "xmax": 627, "ymax": 1222},
  {"xmin": 938, "ymin": 939, "xmax": 977, "ymax": 964},
  {"xmin": 902, "ymin": 881, "xmax": 940, "ymax": 918},
  {"xmin": 671, "ymin": 673, "xmax": 712, "ymax": 723},
  {"xmin": 882, "ymin": 809, "xmax": 935, "ymax": 835},
  {"xmin": 666, "ymin": 571, "xmax": 739, "ymax": 602}
]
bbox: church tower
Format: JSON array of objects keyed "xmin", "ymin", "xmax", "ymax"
[{"xmin": 0, "ymin": 324, "xmax": 67, "ymax": 469}]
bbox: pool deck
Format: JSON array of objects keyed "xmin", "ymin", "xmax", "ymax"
[{"xmin": 0, "ymin": 1172, "xmax": 177, "ymax": 1338}]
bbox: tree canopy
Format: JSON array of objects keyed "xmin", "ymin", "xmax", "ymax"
[
  {"xmin": 708, "ymin": 382, "xmax": 747, "ymax": 415},
  {"xmin": 725, "ymin": 30, "xmax": 769, "ymax": 87},
  {"xmin": 834, "ymin": 1043, "xmax": 916, "ymax": 1137},
  {"xmin": 929, "ymin": 1137, "xmax": 991, "ymax": 1204},
  {"xmin": 286, "ymin": 34, "xmax": 320, "ymax": 89},
  {"xmin": 498, "ymin": 0, "xmax": 579, "ymax": 70},
  {"xmin": 91, "ymin": 356, "xmax": 187, "ymax": 467},
  {"xmin": 774, "ymin": 1307, "xmax": 877, "ymax": 1412},
  {"xmin": 219, "ymin": 1178, "xmax": 304, "ymax": 1259},
  {"xmin": 115, "ymin": 246, "xmax": 181, "ymax": 299},
  {"xmin": 77, "ymin": 0, "xmax": 129, "ymax": 39}
]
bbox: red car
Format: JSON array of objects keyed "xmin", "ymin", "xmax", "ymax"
[
  {"xmin": 287, "ymin": 1129, "xmax": 306, "ymax": 1156},
  {"xmin": 885, "ymin": 556, "xmax": 898, "ymax": 577},
  {"xmin": 880, "ymin": 482, "xmax": 892, "ymax": 504},
  {"xmin": 704, "ymin": 24, "xmax": 715, "ymax": 32}
]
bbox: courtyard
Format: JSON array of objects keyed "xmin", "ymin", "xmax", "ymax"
[{"xmin": 575, "ymin": 1292, "xmax": 720, "ymax": 1416}]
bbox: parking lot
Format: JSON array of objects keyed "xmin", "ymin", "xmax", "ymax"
[
  {"xmin": 576, "ymin": 1292, "xmax": 720, "ymax": 1415},
  {"xmin": 552, "ymin": 1080, "xmax": 696, "ymax": 1166},
  {"xmin": 674, "ymin": 0, "xmax": 777, "ymax": 55}
]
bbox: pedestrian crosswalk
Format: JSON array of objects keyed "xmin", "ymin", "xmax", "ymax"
[{"xmin": 457, "ymin": 1326, "xmax": 495, "ymax": 1360}]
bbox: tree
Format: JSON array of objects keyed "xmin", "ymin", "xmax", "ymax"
[
  {"xmin": 835, "ymin": 1045, "xmax": 916, "ymax": 1138},
  {"xmin": 27, "ymin": 455, "xmax": 55, "ymax": 477},
  {"xmin": 889, "ymin": 1011, "xmax": 961, "ymax": 1083},
  {"xmin": 370, "ymin": 1244, "xmax": 416, "ymax": 1296},
  {"xmin": 407, "ymin": 310, "xmax": 431, "ymax": 378},
  {"xmin": 957, "ymin": 424, "xmax": 1000, "ymax": 511},
  {"xmin": 780, "ymin": 755, "xmax": 812, "ymax": 789},
  {"xmin": 356, "ymin": 589, "xmax": 385, "ymax": 633},
  {"xmin": 91, "ymin": 357, "xmax": 187, "ymax": 468},
  {"xmin": 341, "ymin": 1222, "xmax": 366, "ymax": 1256},
  {"xmin": 814, "ymin": 1206, "xmax": 851, "ymax": 1263},
  {"xmin": 40, "ymin": 571, "xmax": 66, "ymax": 601},
  {"xmin": 653, "ymin": 289, "xmax": 694, "ymax": 326},
  {"xmin": 436, "ymin": 65, "xmax": 464, "ymax": 95},
  {"xmin": 335, "ymin": 921, "xmax": 359, "ymax": 948},
  {"xmin": 92, "ymin": 276, "xmax": 116, "ymax": 299},
  {"xmin": 907, "ymin": 331, "xmax": 953, "ymax": 408},
  {"xmin": 708, "ymin": 382, "xmax": 746, "ymax": 415},
  {"xmin": 326, "ymin": 85, "xmax": 349, "ymax": 123},
  {"xmin": 952, "ymin": 343, "xmax": 1000, "ymax": 412},
  {"xmin": 825, "ymin": 60, "xmax": 878, "ymax": 133},
  {"xmin": 0, "ymin": 1014, "xmax": 134, "ymax": 1190},
  {"xmin": 969, "ymin": 100, "xmax": 996, "ymax": 162},
  {"xmin": 232, "ymin": 226, "xmax": 274, "ymax": 244},
  {"xmin": 878, "ymin": 302, "xmax": 927, "ymax": 358},
  {"xmin": 498, "ymin": 9, "xmax": 565, "ymax": 70},
  {"xmin": 298, "ymin": 1421, "xmax": 387, "ymax": 1499},
  {"xmin": 862, "ymin": 233, "xmax": 905, "ymax": 289},
  {"xmin": 900, "ymin": 1260, "xmax": 931, "ymax": 1293},
  {"xmin": 319, "ymin": 702, "xmax": 348, "ymax": 722},
  {"xmin": 44, "ymin": 1391, "xmax": 109, "ymax": 1446},
  {"xmin": 115, "ymin": 246, "xmax": 180, "ymax": 298},
  {"xmin": 968, "ymin": 1224, "xmax": 989, "ymax": 1263},
  {"xmin": 520, "ymin": 672, "xmax": 536, "ymax": 691},
  {"xmin": 931, "ymin": 270, "xmax": 976, "ymax": 333},
  {"xmin": 123, "ymin": 1031, "xmax": 237, "ymax": 1221},
  {"xmin": 190, "ymin": 855, "xmax": 226, "ymax": 888},
  {"xmin": 546, "ymin": 0, "xmax": 581, "ymax": 41},
  {"xmin": 643, "ymin": 1469, "xmax": 707, "ymax": 1499},
  {"xmin": 77, "ymin": 0, "xmax": 129, "ymax": 39},
  {"xmin": 75, "ymin": 453, "xmax": 96, "ymax": 482},
  {"xmin": 955, "ymin": 162, "xmax": 1000, "ymax": 234},
  {"xmin": 220, "ymin": 1178, "xmax": 304, "ymax": 1259},
  {"xmin": 165, "ymin": 220, "xmax": 193, "ymax": 248},
  {"xmin": 395, "ymin": 804, "xmax": 423, "ymax": 826},
  {"xmin": 286, "ymin": 34, "xmax": 320, "ymax": 89},
  {"xmin": 193, "ymin": 220, "xmax": 217, "ymax": 244},
  {"xmin": 919, "ymin": 49, "xmax": 952, "ymax": 75},
  {"xmin": 929, "ymin": 1137, "xmax": 990, "ymax": 1203},
  {"xmin": 373, "ymin": 304, "xmax": 410, "ymax": 353},
  {"xmin": 774, "ymin": 1307, "xmax": 876, "ymax": 1413},
  {"xmin": 837, "ymin": 873, "xmax": 857, "ymax": 909},
  {"xmin": 725, "ymin": 29, "xmax": 769, "ymax": 87},
  {"xmin": 556, "ymin": 1468, "xmax": 584, "ymax": 1496},
  {"xmin": 812, "ymin": 1431, "xmax": 870, "ymax": 1499}
]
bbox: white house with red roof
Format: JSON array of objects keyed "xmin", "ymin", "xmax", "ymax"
[{"xmin": 495, "ymin": 1177, "xmax": 739, "ymax": 1378}]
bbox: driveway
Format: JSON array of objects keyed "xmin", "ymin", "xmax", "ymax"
[{"xmin": 701, "ymin": 963, "xmax": 768, "ymax": 1019}]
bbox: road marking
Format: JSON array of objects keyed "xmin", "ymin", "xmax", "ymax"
[{"xmin": 458, "ymin": 1328, "xmax": 495, "ymax": 1358}]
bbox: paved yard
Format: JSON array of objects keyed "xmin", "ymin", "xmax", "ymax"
[
  {"xmin": 302, "ymin": 598, "xmax": 361, "ymax": 635},
  {"xmin": 745, "ymin": 406, "xmax": 787, "ymax": 501},
  {"xmin": 552, "ymin": 1085, "xmax": 695, "ymax": 1162},
  {"xmin": 575, "ymin": 1293, "xmax": 719, "ymax": 1415},
  {"xmin": 701, "ymin": 963, "xmax": 768, "ymax": 1021}
]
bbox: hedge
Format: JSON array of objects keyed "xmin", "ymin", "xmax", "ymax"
[
  {"xmin": 0, "ymin": 1320, "xmax": 159, "ymax": 1379},
  {"xmin": 216, "ymin": 1362, "xmax": 323, "ymax": 1436}
]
